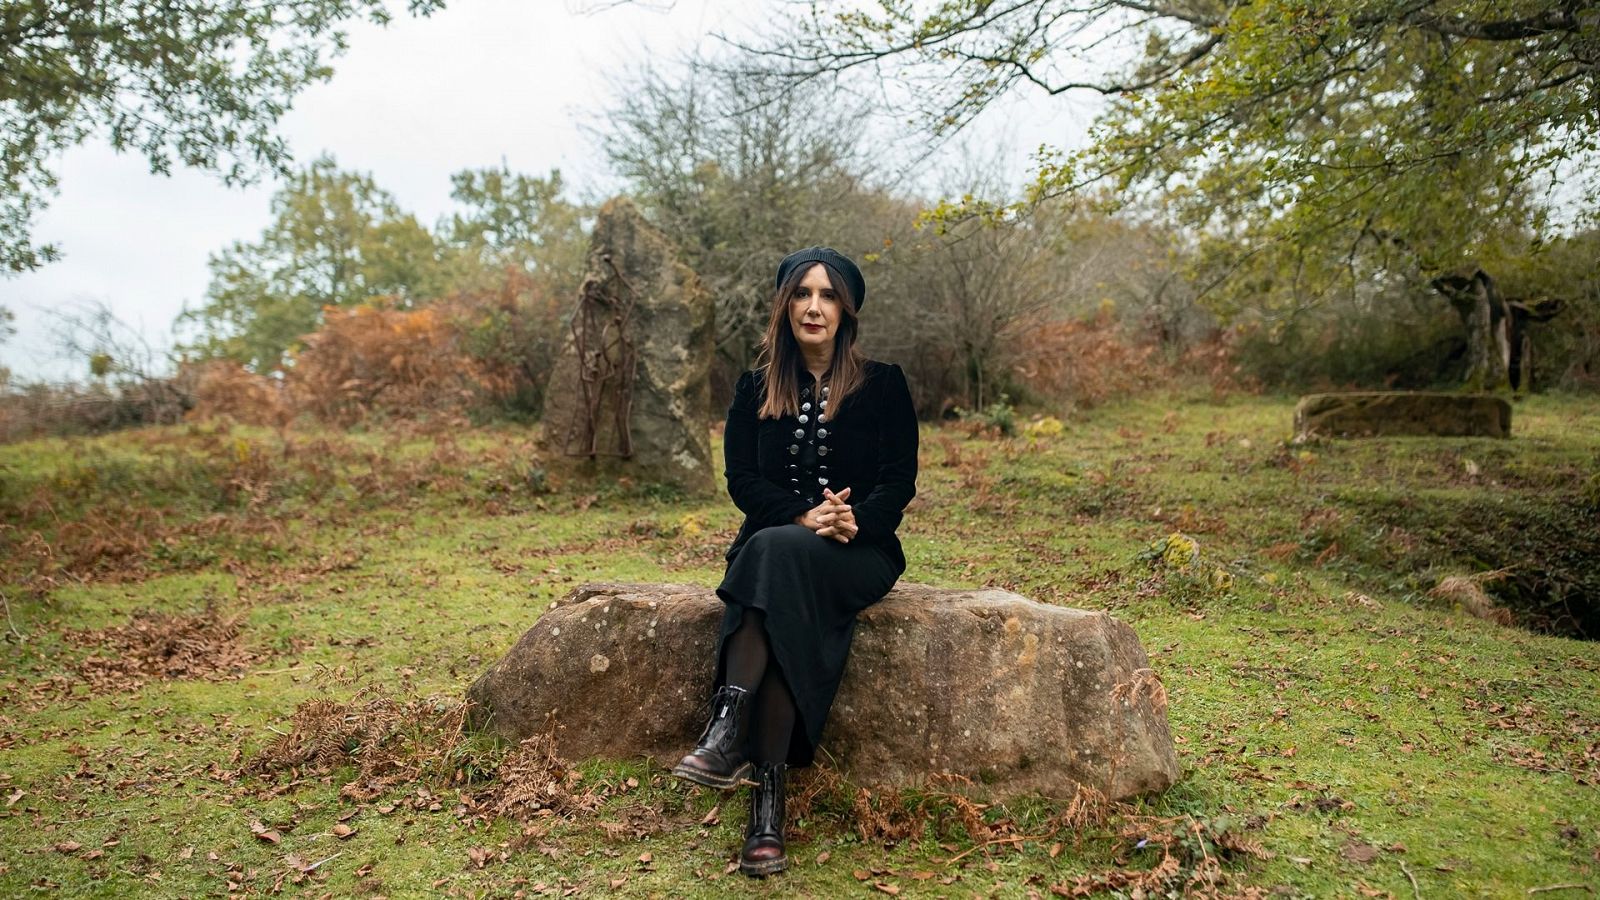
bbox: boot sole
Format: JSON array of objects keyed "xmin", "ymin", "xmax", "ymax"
[
  {"xmin": 670, "ymin": 760, "xmax": 753, "ymax": 791},
  {"xmin": 739, "ymin": 854, "xmax": 788, "ymax": 877}
]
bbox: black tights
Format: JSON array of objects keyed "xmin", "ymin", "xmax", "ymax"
[{"xmin": 723, "ymin": 608, "xmax": 796, "ymax": 765}]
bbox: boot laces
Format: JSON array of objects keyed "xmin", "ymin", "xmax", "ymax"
[{"xmin": 695, "ymin": 686, "xmax": 746, "ymax": 747}]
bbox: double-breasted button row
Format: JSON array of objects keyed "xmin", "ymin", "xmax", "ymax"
[{"xmin": 787, "ymin": 382, "xmax": 834, "ymax": 501}]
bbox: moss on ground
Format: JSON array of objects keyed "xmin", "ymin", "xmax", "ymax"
[{"xmin": 1, "ymin": 393, "xmax": 1596, "ymax": 897}]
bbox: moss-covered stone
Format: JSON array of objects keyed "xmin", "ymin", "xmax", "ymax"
[{"xmin": 1294, "ymin": 391, "xmax": 1512, "ymax": 440}]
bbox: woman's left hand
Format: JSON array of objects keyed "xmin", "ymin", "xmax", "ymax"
[{"xmin": 816, "ymin": 487, "xmax": 858, "ymax": 543}]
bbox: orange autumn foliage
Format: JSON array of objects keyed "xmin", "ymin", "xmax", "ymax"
[
  {"xmin": 186, "ymin": 359, "xmax": 291, "ymax": 429},
  {"xmin": 1010, "ymin": 312, "xmax": 1245, "ymax": 408},
  {"xmin": 188, "ymin": 267, "xmax": 564, "ymax": 428},
  {"xmin": 1011, "ymin": 313, "xmax": 1162, "ymax": 408},
  {"xmin": 285, "ymin": 303, "xmax": 511, "ymax": 426}
]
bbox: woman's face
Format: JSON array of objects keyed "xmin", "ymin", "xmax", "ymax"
[{"xmin": 788, "ymin": 263, "xmax": 842, "ymax": 353}]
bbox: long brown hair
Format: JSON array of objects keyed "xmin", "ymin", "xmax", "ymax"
[{"xmin": 756, "ymin": 261, "xmax": 867, "ymax": 420}]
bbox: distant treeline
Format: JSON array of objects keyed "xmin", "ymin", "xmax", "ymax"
[{"xmin": 4, "ymin": 68, "xmax": 1597, "ymax": 442}]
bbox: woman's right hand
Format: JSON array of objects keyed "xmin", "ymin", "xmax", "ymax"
[{"xmin": 793, "ymin": 486, "xmax": 852, "ymax": 540}]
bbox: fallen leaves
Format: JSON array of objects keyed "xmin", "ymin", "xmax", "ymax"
[
  {"xmin": 62, "ymin": 606, "xmax": 266, "ymax": 694},
  {"xmin": 1340, "ymin": 840, "xmax": 1380, "ymax": 864}
]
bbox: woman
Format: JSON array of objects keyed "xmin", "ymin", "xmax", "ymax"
[{"xmin": 671, "ymin": 246, "xmax": 919, "ymax": 877}]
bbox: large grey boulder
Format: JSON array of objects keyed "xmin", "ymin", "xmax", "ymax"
[
  {"xmin": 467, "ymin": 582, "xmax": 1181, "ymax": 801},
  {"xmin": 1294, "ymin": 391, "xmax": 1511, "ymax": 440},
  {"xmin": 541, "ymin": 198, "xmax": 714, "ymax": 494}
]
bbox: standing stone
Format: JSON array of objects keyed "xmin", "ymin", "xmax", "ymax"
[
  {"xmin": 467, "ymin": 582, "xmax": 1182, "ymax": 802},
  {"xmin": 541, "ymin": 198, "xmax": 714, "ymax": 494}
]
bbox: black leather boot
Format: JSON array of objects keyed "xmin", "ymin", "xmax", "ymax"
[
  {"xmin": 671, "ymin": 685, "xmax": 754, "ymax": 789},
  {"xmin": 739, "ymin": 761, "xmax": 788, "ymax": 877}
]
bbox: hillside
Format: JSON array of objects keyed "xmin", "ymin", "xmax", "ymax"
[{"xmin": 1, "ymin": 392, "xmax": 1596, "ymax": 897}]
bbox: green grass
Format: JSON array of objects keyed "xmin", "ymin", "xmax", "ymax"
[{"xmin": 2, "ymin": 393, "xmax": 1597, "ymax": 897}]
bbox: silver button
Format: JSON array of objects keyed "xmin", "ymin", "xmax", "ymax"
[
  {"xmin": 817, "ymin": 428, "xmax": 828, "ymax": 438},
  {"xmin": 817, "ymin": 445, "xmax": 829, "ymax": 456},
  {"xmin": 798, "ymin": 414, "xmax": 808, "ymax": 424},
  {"xmin": 820, "ymin": 399, "xmax": 828, "ymax": 408},
  {"xmin": 789, "ymin": 444, "xmax": 799, "ymax": 454},
  {"xmin": 818, "ymin": 414, "xmax": 826, "ymax": 423},
  {"xmin": 793, "ymin": 428, "xmax": 805, "ymax": 439},
  {"xmin": 818, "ymin": 477, "xmax": 829, "ymax": 486},
  {"xmin": 821, "ymin": 385, "xmax": 829, "ymax": 396},
  {"xmin": 802, "ymin": 402, "xmax": 811, "ymax": 412}
]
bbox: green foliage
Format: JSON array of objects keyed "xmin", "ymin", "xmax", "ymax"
[
  {"xmin": 1230, "ymin": 284, "xmax": 1467, "ymax": 389},
  {"xmin": 0, "ymin": 0, "xmax": 443, "ymax": 273},
  {"xmin": 179, "ymin": 155, "xmax": 444, "ymax": 372},
  {"xmin": 442, "ymin": 165, "xmax": 589, "ymax": 298},
  {"xmin": 1496, "ymin": 229, "xmax": 1600, "ymax": 388},
  {"xmin": 959, "ymin": 393, "xmax": 1018, "ymax": 436},
  {"xmin": 775, "ymin": 0, "xmax": 1599, "ymax": 325},
  {"xmin": 177, "ymin": 156, "xmax": 588, "ymax": 383}
]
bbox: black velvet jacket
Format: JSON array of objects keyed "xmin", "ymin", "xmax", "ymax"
[{"xmin": 722, "ymin": 359, "xmax": 919, "ymax": 568}]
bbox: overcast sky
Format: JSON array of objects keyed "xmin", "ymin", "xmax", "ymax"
[{"xmin": 0, "ymin": 0, "xmax": 1097, "ymax": 382}]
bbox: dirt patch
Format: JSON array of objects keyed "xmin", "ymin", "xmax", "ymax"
[{"xmin": 64, "ymin": 606, "xmax": 266, "ymax": 692}]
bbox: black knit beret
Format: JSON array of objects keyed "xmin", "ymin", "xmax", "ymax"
[{"xmin": 774, "ymin": 246, "xmax": 866, "ymax": 310}]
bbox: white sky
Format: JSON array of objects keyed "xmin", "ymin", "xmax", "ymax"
[{"xmin": 0, "ymin": 0, "xmax": 1098, "ymax": 381}]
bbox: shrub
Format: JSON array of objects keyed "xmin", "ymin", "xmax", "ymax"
[
  {"xmin": 444, "ymin": 266, "xmax": 568, "ymax": 420},
  {"xmin": 1010, "ymin": 312, "xmax": 1162, "ymax": 408},
  {"xmin": 283, "ymin": 302, "xmax": 502, "ymax": 426},
  {"xmin": 185, "ymin": 360, "xmax": 290, "ymax": 428},
  {"xmin": 0, "ymin": 375, "xmax": 193, "ymax": 443}
]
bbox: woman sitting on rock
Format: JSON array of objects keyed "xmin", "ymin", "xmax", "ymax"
[{"xmin": 671, "ymin": 247, "xmax": 919, "ymax": 877}]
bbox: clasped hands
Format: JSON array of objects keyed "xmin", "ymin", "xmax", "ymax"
[{"xmin": 794, "ymin": 486, "xmax": 857, "ymax": 544}]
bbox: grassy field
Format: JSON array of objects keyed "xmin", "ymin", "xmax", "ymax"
[{"xmin": 1, "ymin": 391, "xmax": 1596, "ymax": 898}]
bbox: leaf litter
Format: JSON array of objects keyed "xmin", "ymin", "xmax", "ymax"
[{"xmin": 62, "ymin": 605, "xmax": 266, "ymax": 693}]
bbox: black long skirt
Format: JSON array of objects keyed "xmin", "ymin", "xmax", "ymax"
[{"xmin": 713, "ymin": 524, "xmax": 904, "ymax": 767}]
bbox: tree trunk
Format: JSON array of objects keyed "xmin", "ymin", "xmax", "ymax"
[
  {"xmin": 1432, "ymin": 270, "xmax": 1508, "ymax": 392},
  {"xmin": 1506, "ymin": 297, "xmax": 1564, "ymax": 396}
]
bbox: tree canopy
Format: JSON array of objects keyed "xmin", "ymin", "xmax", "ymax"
[
  {"xmin": 180, "ymin": 157, "xmax": 440, "ymax": 372},
  {"xmin": 758, "ymin": 1, "xmax": 1598, "ymax": 309},
  {"xmin": 601, "ymin": 62, "xmax": 877, "ymax": 377},
  {"xmin": 0, "ymin": 0, "xmax": 442, "ymax": 273},
  {"xmin": 178, "ymin": 157, "xmax": 587, "ymax": 374}
]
